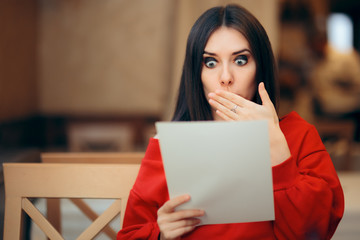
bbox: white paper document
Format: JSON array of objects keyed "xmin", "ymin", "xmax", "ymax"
[{"xmin": 156, "ymin": 120, "xmax": 274, "ymax": 225}]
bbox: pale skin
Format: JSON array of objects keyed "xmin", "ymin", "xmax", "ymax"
[{"xmin": 157, "ymin": 27, "xmax": 291, "ymax": 240}]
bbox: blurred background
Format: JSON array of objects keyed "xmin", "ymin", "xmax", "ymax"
[
  {"xmin": 1, "ymin": 0, "xmax": 360, "ymax": 168},
  {"xmin": 0, "ymin": 0, "xmax": 360, "ymax": 238}
]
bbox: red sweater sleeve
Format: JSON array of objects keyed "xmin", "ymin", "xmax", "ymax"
[
  {"xmin": 117, "ymin": 138, "xmax": 167, "ymax": 240},
  {"xmin": 116, "ymin": 191, "xmax": 160, "ymax": 239},
  {"xmin": 272, "ymin": 112, "xmax": 344, "ymax": 239}
]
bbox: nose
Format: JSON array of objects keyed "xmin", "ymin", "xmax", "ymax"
[{"xmin": 220, "ymin": 65, "xmax": 233, "ymax": 86}]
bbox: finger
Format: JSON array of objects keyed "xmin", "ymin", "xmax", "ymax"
[
  {"xmin": 162, "ymin": 209, "xmax": 205, "ymax": 223},
  {"xmin": 165, "ymin": 218, "xmax": 201, "ymax": 231},
  {"xmin": 258, "ymin": 82, "xmax": 272, "ymax": 107},
  {"xmin": 208, "ymin": 92, "xmax": 238, "ymax": 110},
  {"xmin": 209, "ymin": 99, "xmax": 238, "ymax": 120},
  {"xmin": 158, "ymin": 213, "xmax": 203, "ymax": 239},
  {"xmin": 215, "ymin": 109, "xmax": 234, "ymax": 121},
  {"xmin": 170, "ymin": 224, "xmax": 199, "ymax": 237},
  {"xmin": 158, "ymin": 195, "xmax": 190, "ymax": 214},
  {"xmin": 213, "ymin": 90, "xmax": 249, "ymax": 107}
]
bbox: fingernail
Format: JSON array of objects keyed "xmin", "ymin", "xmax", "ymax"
[{"xmin": 208, "ymin": 92, "xmax": 215, "ymax": 98}]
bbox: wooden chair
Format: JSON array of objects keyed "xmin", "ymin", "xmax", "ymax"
[
  {"xmin": 41, "ymin": 152, "xmax": 143, "ymax": 239},
  {"xmin": 41, "ymin": 152, "xmax": 144, "ymax": 164},
  {"xmin": 2, "ymin": 163, "xmax": 140, "ymax": 240}
]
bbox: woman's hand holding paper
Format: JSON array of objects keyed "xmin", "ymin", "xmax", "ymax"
[{"xmin": 157, "ymin": 194, "xmax": 204, "ymax": 240}]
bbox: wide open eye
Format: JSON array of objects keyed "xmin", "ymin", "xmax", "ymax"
[
  {"xmin": 234, "ymin": 55, "xmax": 248, "ymax": 66},
  {"xmin": 204, "ymin": 57, "xmax": 217, "ymax": 68}
]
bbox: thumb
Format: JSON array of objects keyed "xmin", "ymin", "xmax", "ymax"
[{"xmin": 258, "ymin": 82, "xmax": 272, "ymax": 107}]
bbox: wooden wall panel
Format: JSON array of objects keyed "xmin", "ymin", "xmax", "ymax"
[
  {"xmin": 0, "ymin": 0, "xmax": 38, "ymax": 122},
  {"xmin": 38, "ymin": 0, "xmax": 174, "ymax": 117}
]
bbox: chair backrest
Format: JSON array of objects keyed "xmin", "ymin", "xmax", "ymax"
[
  {"xmin": 41, "ymin": 152, "xmax": 144, "ymax": 164},
  {"xmin": 3, "ymin": 163, "xmax": 140, "ymax": 240},
  {"xmin": 40, "ymin": 152, "xmax": 144, "ymax": 239}
]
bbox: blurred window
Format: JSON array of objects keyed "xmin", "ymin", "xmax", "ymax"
[{"xmin": 327, "ymin": 13, "xmax": 353, "ymax": 53}]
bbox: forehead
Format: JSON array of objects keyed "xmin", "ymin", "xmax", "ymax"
[{"xmin": 204, "ymin": 27, "xmax": 250, "ymax": 52}]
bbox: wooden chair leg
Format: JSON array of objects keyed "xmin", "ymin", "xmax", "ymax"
[{"xmin": 3, "ymin": 197, "xmax": 22, "ymax": 240}]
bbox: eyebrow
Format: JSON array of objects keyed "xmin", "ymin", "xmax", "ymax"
[{"xmin": 203, "ymin": 49, "xmax": 251, "ymax": 56}]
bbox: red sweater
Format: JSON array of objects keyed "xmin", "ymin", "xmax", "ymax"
[{"xmin": 117, "ymin": 112, "xmax": 344, "ymax": 240}]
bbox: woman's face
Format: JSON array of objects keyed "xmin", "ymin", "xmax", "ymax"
[{"xmin": 201, "ymin": 27, "xmax": 257, "ymax": 116}]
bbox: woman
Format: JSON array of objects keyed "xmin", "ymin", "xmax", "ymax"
[{"xmin": 117, "ymin": 4, "xmax": 344, "ymax": 240}]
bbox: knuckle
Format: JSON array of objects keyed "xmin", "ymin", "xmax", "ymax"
[
  {"xmin": 157, "ymin": 216, "xmax": 164, "ymax": 225},
  {"xmin": 157, "ymin": 214, "xmax": 168, "ymax": 226},
  {"xmin": 163, "ymin": 201, "xmax": 171, "ymax": 209},
  {"xmin": 160, "ymin": 201, "xmax": 173, "ymax": 213}
]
